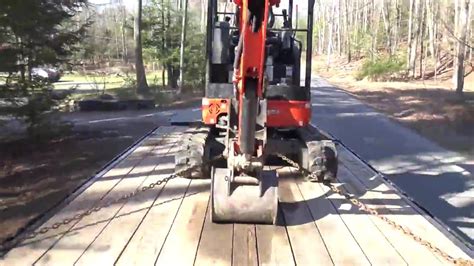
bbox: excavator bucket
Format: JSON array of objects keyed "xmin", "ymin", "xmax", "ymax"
[{"xmin": 211, "ymin": 167, "xmax": 278, "ymax": 224}]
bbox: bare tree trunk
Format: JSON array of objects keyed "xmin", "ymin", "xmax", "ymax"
[
  {"xmin": 337, "ymin": 0, "xmax": 342, "ymax": 55},
  {"xmin": 362, "ymin": 0, "xmax": 368, "ymax": 31},
  {"xmin": 161, "ymin": 0, "xmax": 166, "ymax": 88},
  {"xmin": 121, "ymin": 5, "xmax": 128, "ymax": 63},
  {"xmin": 321, "ymin": 3, "xmax": 327, "ymax": 55},
  {"xmin": 455, "ymin": 0, "xmax": 469, "ymax": 95},
  {"xmin": 321, "ymin": 3, "xmax": 328, "ymax": 54},
  {"xmin": 166, "ymin": 0, "xmax": 177, "ymax": 88},
  {"xmin": 453, "ymin": 0, "xmax": 460, "ymax": 84},
  {"xmin": 344, "ymin": 0, "xmax": 351, "ymax": 62},
  {"xmin": 419, "ymin": 0, "xmax": 426, "ymax": 79},
  {"xmin": 381, "ymin": 0, "xmax": 392, "ymax": 53},
  {"xmin": 427, "ymin": 0, "xmax": 436, "ymax": 59},
  {"xmin": 410, "ymin": 0, "xmax": 421, "ymax": 78},
  {"xmin": 467, "ymin": 0, "xmax": 473, "ymax": 61},
  {"xmin": 178, "ymin": 0, "xmax": 189, "ymax": 94},
  {"xmin": 317, "ymin": 2, "xmax": 323, "ymax": 54},
  {"xmin": 371, "ymin": 1, "xmax": 381, "ymax": 60},
  {"xmin": 407, "ymin": 0, "xmax": 415, "ymax": 77},
  {"xmin": 327, "ymin": 2, "xmax": 336, "ymax": 69},
  {"xmin": 113, "ymin": 12, "xmax": 120, "ymax": 59},
  {"xmin": 200, "ymin": 0, "xmax": 207, "ymax": 33},
  {"xmin": 392, "ymin": 0, "xmax": 401, "ymax": 54},
  {"xmin": 135, "ymin": 0, "xmax": 149, "ymax": 94}
]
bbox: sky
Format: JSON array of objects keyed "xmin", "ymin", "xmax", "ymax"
[
  {"xmin": 89, "ymin": 0, "xmax": 308, "ymax": 18},
  {"xmin": 89, "ymin": 0, "xmax": 307, "ymax": 10},
  {"xmin": 89, "ymin": 0, "xmax": 137, "ymax": 10}
]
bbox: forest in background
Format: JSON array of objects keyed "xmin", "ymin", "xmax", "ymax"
[{"xmin": 311, "ymin": 0, "xmax": 473, "ymax": 94}]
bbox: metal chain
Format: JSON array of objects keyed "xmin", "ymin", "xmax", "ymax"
[
  {"xmin": 276, "ymin": 153, "xmax": 473, "ymax": 266},
  {"xmin": 0, "ymin": 155, "xmax": 222, "ymax": 253}
]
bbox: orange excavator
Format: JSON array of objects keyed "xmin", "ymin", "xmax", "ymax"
[{"xmin": 175, "ymin": 0, "xmax": 338, "ymax": 224}]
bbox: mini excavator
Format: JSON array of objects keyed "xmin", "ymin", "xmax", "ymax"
[{"xmin": 175, "ymin": 0, "xmax": 338, "ymax": 224}]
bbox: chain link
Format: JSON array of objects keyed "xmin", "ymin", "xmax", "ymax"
[
  {"xmin": 0, "ymin": 155, "xmax": 222, "ymax": 253},
  {"xmin": 276, "ymin": 153, "xmax": 473, "ymax": 266}
]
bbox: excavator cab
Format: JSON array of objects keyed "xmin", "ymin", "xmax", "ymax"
[
  {"xmin": 203, "ymin": 0, "xmax": 311, "ymax": 129},
  {"xmin": 175, "ymin": 0, "xmax": 338, "ymax": 225}
]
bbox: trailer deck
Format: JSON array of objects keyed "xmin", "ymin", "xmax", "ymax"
[{"xmin": 1, "ymin": 126, "xmax": 471, "ymax": 265}]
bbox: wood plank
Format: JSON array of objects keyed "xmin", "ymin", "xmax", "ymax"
[
  {"xmin": 232, "ymin": 224, "xmax": 258, "ymax": 266},
  {"xmin": 255, "ymin": 217, "xmax": 295, "ymax": 266},
  {"xmin": 337, "ymin": 165, "xmax": 443, "ymax": 265},
  {"xmin": 278, "ymin": 169, "xmax": 333, "ymax": 266},
  {"xmin": 1, "ymin": 127, "xmax": 168, "ymax": 265},
  {"xmin": 74, "ymin": 141, "xmax": 179, "ymax": 265},
  {"xmin": 34, "ymin": 128, "xmax": 180, "ymax": 265},
  {"xmin": 339, "ymin": 148, "xmax": 470, "ymax": 260},
  {"xmin": 317, "ymin": 182, "xmax": 407, "ymax": 265},
  {"xmin": 255, "ymin": 167, "xmax": 295, "ymax": 266},
  {"xmin": 155, "ymin": 179, "xmax": 210, "ymax": 265},
  {"xmin": 115, "ymin": 174, "xmax": 191, "ymax": 265},
  {"xmin": 194, "ymin": 201, "xmax": 233, "ymax": 266},
  {"xmin": 297, "ymin": 178, "xmax": 371, "ymax": 266}
]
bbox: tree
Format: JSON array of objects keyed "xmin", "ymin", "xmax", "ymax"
[
  {"xmin": 135, "ymin": 0, "xmax": 149, "ymax": 94},
  {"xmin": 178, "ymin": 0, "xmax": 189, "ymax": 94},
  {"xmin": 143, "ymin": 0, "xmax": 205, "ymax": 90},
  {"xmin": 454, "ymin": 0, "xmax": 470, "ymax": 95},
  {"xmin": 0, "ymin": 0, "xmax": 89, "ymax": 80},
  {"xmin": 0, "ymin": 0, "xmax": 89, "ymax": 139},
  {"xmin": 305, "ymin": 0, "xmax": 474, "ymax": 91},
  {"xmin": 71, "ymin": 5, "xmax": 132, "ymax": 65}
]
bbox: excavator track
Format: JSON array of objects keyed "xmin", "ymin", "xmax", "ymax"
[
  {"xmin": 174, "ymin": 126, "xmax": 212, "ymax": 179},
  {"xmin": 297, "ymin": 126, "xmax": 338, "ymax": 182}
]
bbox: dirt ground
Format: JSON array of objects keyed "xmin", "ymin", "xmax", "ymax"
[
  {"xmin": 314, "ymin": 55, "xmax": 474, "ymax": 158},
  {"xmin": 0, "ymin": 97, "xmax": 200, "ymax": 246},
  {"xmin": 0, "ymin": 111, "xmax": 163, "ymax": 245}
]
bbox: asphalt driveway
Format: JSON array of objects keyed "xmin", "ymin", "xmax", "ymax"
[{"xmin": 310, "ymin": 77, "xmax": 473, "ymax": 246}]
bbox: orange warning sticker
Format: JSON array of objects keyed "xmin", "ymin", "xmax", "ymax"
[{"xmin": 208, "ymin": 103, "xmax": 220, "ymax": 114}]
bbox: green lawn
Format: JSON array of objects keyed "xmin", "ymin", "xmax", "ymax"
[
  {"xmin": 1, "ymin": 71, "xmax": 174, "ymax": 103},
  {"xmin": 62, "ymin": 72, "xmax": 164, "ymax": 83},
  {"xmin": 58, "ymin": 72, "xmax": 173, "ymax": 103},
  {"xmin": 57, "ymin": 72, "xmax": 164, "ymax": 90}
]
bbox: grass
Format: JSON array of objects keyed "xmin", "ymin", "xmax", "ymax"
[
  {"xmin": 60, "ymin": 72, "xmax": 164, "ymax": 82},
  {"xmin": 56, "ymin": 72, "xmax": 170, "ymax": 102},
  {"xmin": 57, "ymin": 72, "xmax": 180, "ymax": 107},
  {"xmin": 55, "ymin": 72, "xmax": 165, "ymax": 91}
]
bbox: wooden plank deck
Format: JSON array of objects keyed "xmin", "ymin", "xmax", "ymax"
[{"xmin": 1, "ymin": 126, "xmax": 471, "ymax": 265}]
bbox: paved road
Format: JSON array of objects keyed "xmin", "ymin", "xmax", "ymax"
[{"xmin": 310, "ymin": 78, "xmax": 473, "ymax": 246}]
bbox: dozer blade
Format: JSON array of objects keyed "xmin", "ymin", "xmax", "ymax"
[{"xmin": 211, "ymin": 168, "xmax": 278, "ymax": 224}]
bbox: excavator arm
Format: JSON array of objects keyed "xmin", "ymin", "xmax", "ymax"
[{"xmin": 233, "ymin": 0, "xmax": 280, "ymax": 167}]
